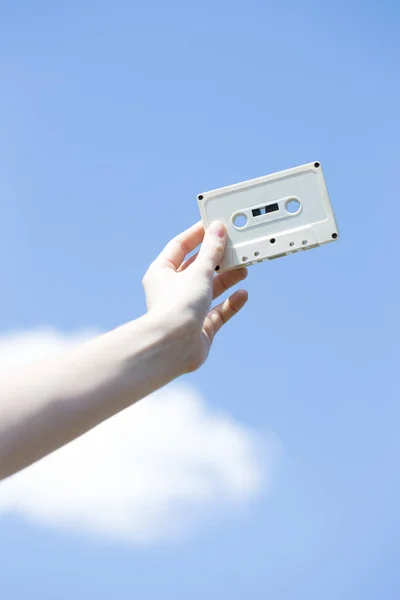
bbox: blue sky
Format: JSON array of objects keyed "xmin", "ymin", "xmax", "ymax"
[{"xmin": 0, "ymin": 1, "xmax": 398, "ymax": 598}]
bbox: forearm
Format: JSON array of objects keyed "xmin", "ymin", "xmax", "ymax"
[{"xmin": 0, "ymin": 313, "xmax": 188, "ymax": 480}]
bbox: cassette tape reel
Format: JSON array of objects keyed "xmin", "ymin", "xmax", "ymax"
[{"xmin": 197, "ymin": 161, "xmax": 339, "ymax": 272}]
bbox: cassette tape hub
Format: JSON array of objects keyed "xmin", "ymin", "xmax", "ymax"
[{"xmin": 197, "ymin": 162, "xmax": 339, "ymax": 272}]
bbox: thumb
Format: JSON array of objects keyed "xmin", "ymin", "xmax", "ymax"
[{"xmin": 197, "ymin": 221, "xmax": 227, "ymax": 276}]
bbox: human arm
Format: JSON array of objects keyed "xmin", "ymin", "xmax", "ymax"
[{"xmin": 0, "ymin": 221, "xmax": 248, "ymax": 480}]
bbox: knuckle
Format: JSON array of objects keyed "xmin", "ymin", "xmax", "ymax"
[
  {"xmin": 212, "ymin": 242, "xmax": 224, "ymax": 255},
  {"xmin": 221, "ymin": 280, "xmax": 229, "ymax": 292},
  {"xmin": 171, "ymin": 236, "xmax": 190, "ymax": 256},
  {"xmin": 141, "ymin": 266, "xmax": 154, "ymax": 285},
  {"xmin": 217, "ymin": 277, "xmax": 229, "ymax": 293},
  {"xmin": 227, "ymin": 297, "xmax": 239, "ymax": 315},
  {"xmin": 203, "ymin": 239, "xmax": 223, "ymax": 255}
]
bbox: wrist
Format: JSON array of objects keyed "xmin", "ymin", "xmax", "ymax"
[{"xmin": 140, "ymin": 309, "xmax": 196, "ymax": 377}]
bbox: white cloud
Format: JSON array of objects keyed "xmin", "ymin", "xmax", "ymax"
[{"xmin": 0, "ymin": 329, "xmax": 279, "ymax": 544}]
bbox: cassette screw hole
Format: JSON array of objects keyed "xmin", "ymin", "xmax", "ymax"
[
  {"xmin": 270, "ymin": 238, "xmax": 276, "ymax": 244},
  {"xmin": 215, "ymin": 265, "xmax": 220, "ymax": 271},
  {"xmin": 289, "ymin": 241, "xmax": 295, "ymax": 247},
  {"xmin": 233, "ymin": 213, "xmax": 248, "ymax": 228},
  {"xmin": 332, "ymin": 233, "xmax": 338, "ymax": 239},
  {"xmin": 302, "ymin": 240, "xmax": 308, "ymax": 246},
  {"xmin": 242, "ymin": 256, "xmax": 248, "ymax": 262},
  {"xmin": 286, "ymin": 199, "xmax": 300, "ymax": 214},
  {"xmin": 314, "ymin": 162, "xmax": 320, "ymax": 168},
  {"xmin": 198, "ymin": 194, "xmax": 204, "ymax": 200},
  {"xmin": 254, "ymin": 251, "xmax": 260, "ymax": 257}
]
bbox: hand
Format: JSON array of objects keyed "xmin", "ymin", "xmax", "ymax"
[{"xmin": 142, "ymin": 221, "xmax": 248, "ymax": 372}]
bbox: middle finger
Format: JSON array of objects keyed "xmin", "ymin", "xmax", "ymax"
[{"xmin": 212, "ymin": 267, "xmax": 248, "ymax": 300}]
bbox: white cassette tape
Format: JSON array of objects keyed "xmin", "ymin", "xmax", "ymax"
[{"xmin": 197, "ymin": 161, "xmax": 339, "ymax": 272}]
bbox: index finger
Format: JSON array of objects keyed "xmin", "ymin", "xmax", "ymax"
[{"xmin": 156, "ymin": 221, "xmax": 205, "ymax": 270}]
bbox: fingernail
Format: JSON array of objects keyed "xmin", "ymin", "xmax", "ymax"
[{"xmin": 209, "ymin": 221, "xmax": 226, "ymax": 238}]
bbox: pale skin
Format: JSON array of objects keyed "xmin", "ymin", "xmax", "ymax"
[{"xmin": 0, "ymin": 221, "xmax": 248, "ymax": 481}]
